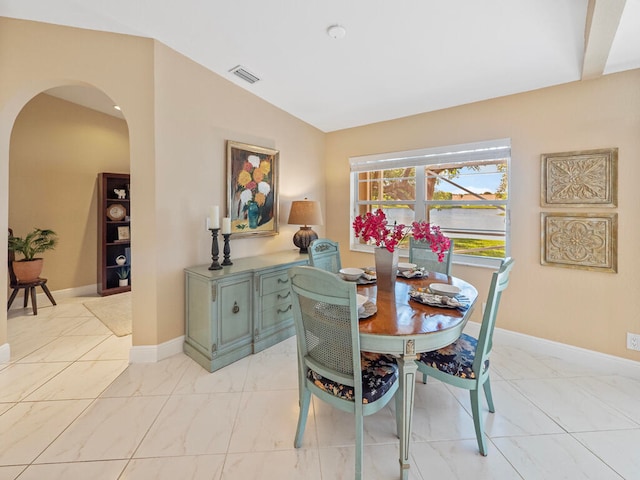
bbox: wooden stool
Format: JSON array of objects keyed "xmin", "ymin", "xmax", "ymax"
[{"xmin": 7, "ymin": 229, "xmax": 56, "ymax": 315}]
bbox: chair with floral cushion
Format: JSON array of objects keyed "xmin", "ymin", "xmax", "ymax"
[
  {"xmin": 416, "ymin": 257, "xmax": 514, "ymax": 456},
  {"xmin": 308, "ymin": 238, "xmax": 342, "ymax": 273},
  {"xmin": 409, "ymin": 237, "xmax": 454, "ymax": 275},
  {"xmin": 288, "ymin": 265, "xmax": 399, "ymax": 480}
]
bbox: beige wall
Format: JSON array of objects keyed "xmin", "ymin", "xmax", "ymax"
[
  {"xmin": 2, "ymin": 16, "xmax": 639, "ymax": 362},
  {"xmin": 0, "ymin": 18, "xmax": 325, "ymax": 349},
  {"xmin": 326, "ymin": 69, "xmax": 640, "ymax": 361},
  {"xmin": 9, "ymin": 93, "xmax": 129, "ymax": 291},
  {"xmin": 149, "ymin": 42, "xmax": 325, "ymax": 341}
]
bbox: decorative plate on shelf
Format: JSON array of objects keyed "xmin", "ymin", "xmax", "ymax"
[{"xmin": 106, "ymin": 203, "xmax": 126, "ymax": 221}]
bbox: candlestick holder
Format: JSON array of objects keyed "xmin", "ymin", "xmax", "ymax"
[
  {"xmin": 222, "ymin": 233, "xmax": 233, "ymax": 265},
  {"xmin": 208, "ymin": 228, "xmax": 222, "ymax": 270}
]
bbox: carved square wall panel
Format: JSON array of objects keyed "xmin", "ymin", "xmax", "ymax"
[
  {"xmin": 541, "ymin": 212, "xmax": 617, "ymax": 273},
  {"xmin": 541, "ymin": 148, "xmax": 617, "ymax": 207}
]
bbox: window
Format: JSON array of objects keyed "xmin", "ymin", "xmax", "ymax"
[{"xmin": 350, "ymin": 139, "xmax": 510, "ymax": 268}]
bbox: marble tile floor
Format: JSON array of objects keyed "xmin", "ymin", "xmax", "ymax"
[{"xmin": 1, "ymin": 294, "xmax": 640, "ymax": 479}]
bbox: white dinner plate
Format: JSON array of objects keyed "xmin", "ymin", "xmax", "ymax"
[
  {"xmin": 356, "ymin": 294, "xmax": 368, "ymax": 309},
  {"xmin": 428, "ymin": 283, "xmax": 461, "ymax": 297}
]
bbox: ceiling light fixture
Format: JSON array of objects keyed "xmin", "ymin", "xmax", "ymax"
[
  {"xmin": 113, "ymin": 105, "xmax": 121, "ymax": 111},
  {"xmin": 327, "ymin": 24, "xmax": 346, "ymax": 40}
]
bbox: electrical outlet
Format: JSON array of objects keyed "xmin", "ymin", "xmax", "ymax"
[{"xmin": 627, "ymin": 333, "xmax": 640, "ymax": 351}]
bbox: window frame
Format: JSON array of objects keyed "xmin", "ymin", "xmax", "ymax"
[{"xmin": 349, "ymin": 139, "xmax": 511, "ymax": 269}]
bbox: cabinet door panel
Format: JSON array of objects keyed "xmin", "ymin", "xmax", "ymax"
[{"xmin": 218, "ymin": 279, "xmax": 252, "ymax": 347}]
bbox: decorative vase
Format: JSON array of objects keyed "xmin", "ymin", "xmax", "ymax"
[
  {"xmin": 119, "ymin": 278, "xmax": 129, "ymax": 287},
  {"xmin": 115, "ymin": 255, "xmax": 127, "ymax": 265},
  {"xmin": 12, "ymin": 258, "xmax": 44, "ymax": 282},
  {"xmin": 247, "ymin": 201, "xmax": 260, "ymax": 229},
  {"xmin": 374, "ymin": 247, "xmax": 399, "ymax": 292}
]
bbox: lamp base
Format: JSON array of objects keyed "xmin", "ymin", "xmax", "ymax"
[{"xmin": 293, "ymin": 227, "xmax": 318, "ymax": 253}]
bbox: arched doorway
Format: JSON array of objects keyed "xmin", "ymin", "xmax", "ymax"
[{"xmin": 2, "ymin": 82, "xmax": 131, "ymax": 360}]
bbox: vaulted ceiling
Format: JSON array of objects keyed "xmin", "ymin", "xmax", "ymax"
[{"xmin": 2, "ymin": 0, "xmax": 638, "ymax": 132}]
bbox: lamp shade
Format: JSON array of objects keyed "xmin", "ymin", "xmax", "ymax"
[{"xmin": 287, "ymin": 200, "xmax": 323, "ymax": 226}]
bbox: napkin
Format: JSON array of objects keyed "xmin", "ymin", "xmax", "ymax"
[
  {"xmin": 409, "ymin": 290, "xmax": 469, "ymax": 310},
  {"xmin": 362, "ymin": 268, "xmax": 377, "ymax": 281},
  {"xmin": 399, "ymin": 269, "xmax": 425, "ymax": 278}
]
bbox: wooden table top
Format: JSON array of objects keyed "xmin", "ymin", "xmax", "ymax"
[{"xmin": 357, "ymin": 272, "xmax": 478, "ymax": 337}]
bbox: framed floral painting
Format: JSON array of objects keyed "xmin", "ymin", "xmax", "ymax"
[{"xmin": 226, "ymin": 141, "xmax": 279, "ymax": 237}]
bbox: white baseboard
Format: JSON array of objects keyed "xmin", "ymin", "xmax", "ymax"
[
  {"xmin": 8, "ymin": 284, "xmax": 98, "ymax": 310},
  {"xmin": 494, "ymin": 326, "xmax": 640, "ymax": 370},
  {"xmin": 0, "ymin": 343, "xmax": 10, "ymax": 363},
  {"xmin": 129, "ymin": 335, "xmax": 185, "ymax": 364},
  {"xmin": 52, "ymin": 284, "xmax": 98, "ymax": 299}
]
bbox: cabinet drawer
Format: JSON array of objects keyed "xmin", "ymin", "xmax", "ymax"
[
  {"xmin": 261, "ymin": 289, "xmax": 293, "ymax": 310},
  {"xmin": 260, "ymin": 302, "xmax": 294, "ymax": 330},
  {"xmin": 261, "ymin": 270, "xmax": 292, "ymax": 296}
]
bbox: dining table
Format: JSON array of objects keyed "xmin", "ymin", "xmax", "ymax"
[{"xmin": 356, "ymin": 271, "xmax": 478, "ymax": 480}]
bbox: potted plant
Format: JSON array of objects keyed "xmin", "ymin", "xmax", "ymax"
[
  {"xmin": 8, "ymin": 228, "xmax": 58, "ymax": 282},
  {"xmin": 116, "ymin": 266, "xmax": 130, "ymax": 287}
]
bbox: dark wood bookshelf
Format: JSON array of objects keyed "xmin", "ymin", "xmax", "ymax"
[{"xmin": 97, "ymin": 172, "xmax": 131, "ymax": 296}]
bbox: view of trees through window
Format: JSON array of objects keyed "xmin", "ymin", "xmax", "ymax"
[{"xmin": 351, "ymin": 143, "xmax": 509, "ymax": 262}]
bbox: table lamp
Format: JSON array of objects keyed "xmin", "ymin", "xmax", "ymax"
[{"xmin": 287, "ymin": 198, "xmax": 323, "ymax": 253}]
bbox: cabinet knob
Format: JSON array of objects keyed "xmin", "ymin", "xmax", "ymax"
[
  {"xmin": 277, "ymin": 291, "xmax": 291, "ymax": 300},
  {"xmin": 277, "ymin": 277, "xmax": 289, "ymax": 284},
  {"xmin": 232, "ymin": 302, "xmax": 240, "ymax": 314}
]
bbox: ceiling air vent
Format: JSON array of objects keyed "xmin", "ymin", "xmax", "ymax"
[{"xmin": 229, "ymin": 65, "xmax": 260, "ymax": 84}]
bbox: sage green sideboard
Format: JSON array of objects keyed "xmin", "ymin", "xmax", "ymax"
[{"xmin": 184, "ymin": 250, "xmax": 308, "ymax": 372}]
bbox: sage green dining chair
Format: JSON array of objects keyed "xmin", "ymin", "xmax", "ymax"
[
  {"xmin": 288, "ymin": 266, "xmax": 399, "ymax": 480},
  {"xmin": 409, "ymin": 237, "xmax": 454, "ymax": 275},
  {"xmin": 308, "ymin": 238, "xmax": 342, "ymax": 273},
  {"xmin": 416, "ymin": 257, "xmax": 514, "ymax": 456}
]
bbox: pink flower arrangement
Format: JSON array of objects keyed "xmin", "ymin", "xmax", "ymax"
[
  {"xmin": 410, "ymin": 220, "xmax": 451, "ymax": 262},
  {"xmin": 352, "ymin": 209, "xmax": 450, "ymax": 260},
  {"xmin": 352, "ymin": 209, "xmax": 405, "ymax": 252}
]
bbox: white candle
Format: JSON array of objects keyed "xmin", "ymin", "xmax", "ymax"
[
  {"xmin": 222, "ymin": 217, "xmax": 232, "ymax": 234},
  {"xmin": 209, "ymin": 205, "xmax": 220, "ymax": 229}
]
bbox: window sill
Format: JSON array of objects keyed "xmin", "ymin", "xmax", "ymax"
[{"xmin": 350, "ymin": 244, "xmax": 503, "ymax": 269}]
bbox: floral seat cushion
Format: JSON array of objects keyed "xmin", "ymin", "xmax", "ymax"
[
  {"xmin": 417, "ymin": 333, "xmax": 489, "ymax": 379},
  {"xmin": 307, "ymin": 352, "xmax": 398, "ymax": 404}
]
